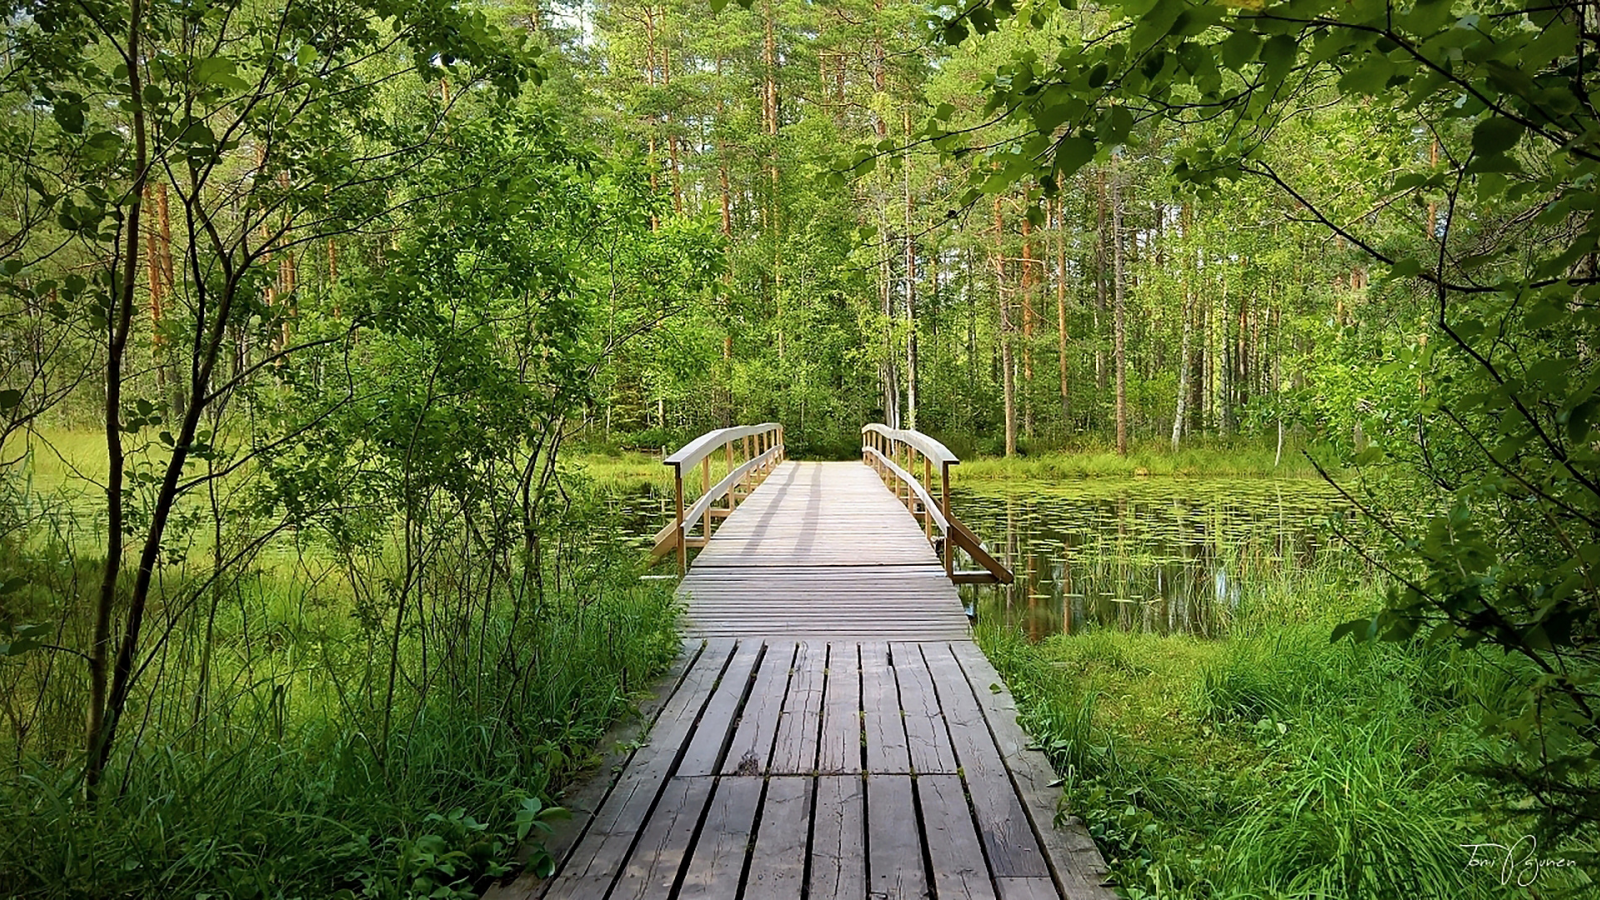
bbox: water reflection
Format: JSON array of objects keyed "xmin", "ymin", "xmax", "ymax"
[
  {"xmin": 604, "ymin": 475, "xmax": 1355, "ymax": 641},
  {"xmin": 951, "ymin": 480, "xmax": 1354, "ymax": 639}
]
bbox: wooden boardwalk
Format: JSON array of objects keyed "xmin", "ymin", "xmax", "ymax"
[
  {"xmin": 487, "ymin": 453, "xmax": 1113, "ymax": 900},
  {"xmin": 679, "ymin": 462, "xmax": 971, "ymax": 641}
]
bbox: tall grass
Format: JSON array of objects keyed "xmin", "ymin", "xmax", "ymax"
[
  {"xmin": 0, "ymin": 572, "xmax": 678, "ymax": 899},
  {"xmin": 977, "ymin": 575, "xmax": 1596, "ymax": 899},
  {"xmin": 0, "ymin": 441, "xmax": 683, "ymax": 900},
  {"xmin": 954, "ymin": 439, "xmax": 1328, "ymax": 480}
]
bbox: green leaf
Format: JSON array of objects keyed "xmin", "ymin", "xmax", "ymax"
[
  {"xmin": 1219, "ymin": 29, "xmax": 1258, "ymax": 71},
  {"xmin": 1471, "ymin": 117, "xmax": 1524, "ymax": 156},
  {"xmin": 0, "ymin": 389, "xmax": 20, "ymax": 410},
  {"xmin": 1330, "ymin": 618, "xmax": 1372, "ymax": 643},
  {"xmin": 1260, "ymin": 34, "xmax": 1297, "ymax": 82},
  {"xmin": 1052, "ymin": 135, "xmax": 1096, "ymax": 178}
]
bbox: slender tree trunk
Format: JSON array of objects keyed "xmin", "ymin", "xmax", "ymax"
[
  {"xmin": 1055, "ymin": 196, "xmax": 1070, "ymax": 429},
  {"xmin": 1094, "ymin": 167, "xmax": 1108, "ymax": 398},
  {"xmin": 644, "ymin": 8, "xmax": 660, "ymax": 210},
  {"xmin": 1221, "ymin": 265, "xmax": 1235, "ymax": 435},
  {"xmin": 903, "ymin": 108, "xmax": 918, "ymax": 430},
  {"xmin": 86, "ymin": 0, "xmax": 148, "ymax": 798},
  {"xmin": 1191, "ymin": 286, "xmax": 1206, "ymax": 433},
  {"xmin": 1111, "ymin": 164, "xmax": 1128, "ymax": 456},
  {"xmin": 995, "ymin": 197, "xmax": 1016, "ymax": 456},
  {"xmin": 1021, "ymin": 212, "xmax": 1035, "ymax": 440},
  {"xmin": 715, "ymin": 53, "xmax": 733, "ymax": 426},
  {"xmin": 1172, "ymin": 204, "xmax": 1192, "ymax": 451},
  {"xmin": 664, "ymin": 45, "xmax": 683, "ymax": 215}
]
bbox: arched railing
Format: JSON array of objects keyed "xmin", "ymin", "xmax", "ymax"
[
  {"xmin": 861, "ymin": 424, "xmax": 1013, "ymax": 585},
  {"xmin": 650, "ymin": 423, "xmax": 785, "ymax": 574}
]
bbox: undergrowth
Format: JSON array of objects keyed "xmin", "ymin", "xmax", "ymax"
[
  {"xmin": 0, "ymin": 573, "xmax": 678, "ymax": 899},
  {"xmin": 977, "ymin": 579, "xmax": 1597, "ymax": 899}
]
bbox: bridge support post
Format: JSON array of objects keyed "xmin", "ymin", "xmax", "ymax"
[{"xmin": 674, "ymin": 469, "xmax": 686, "ymax": 575}]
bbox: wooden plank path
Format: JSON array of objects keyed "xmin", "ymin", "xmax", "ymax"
[
  {"xmin": 678, "ymin": 462, "xmax": 971, "ymax": 641},
  {"xmin": 486, "ymin": 460, "xmax": 1113, "ymax": 900}
]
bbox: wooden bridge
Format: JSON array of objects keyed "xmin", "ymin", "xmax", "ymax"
[{"xmin": 486, "ymin": 425, "xmax": 1113, "ymax": 900}]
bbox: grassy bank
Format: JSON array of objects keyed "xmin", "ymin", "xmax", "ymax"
[
  {"xmin": 0, "ymin": 424, "xmax": 685, "ymax": 899},
  {"xmin": 978, "ymin": 579, "xmax": 1595, "ymax": 899},
  {"xmin": 953, "ymin": 441, "xmax": 1329, "ymax": 481},
  {"xmin": 566, "ymin": 450, "xmax": 675, "ymax": 492},
  {"xmin": 0, "ymin": 563, "xmax": 678, "ymax": 899}
]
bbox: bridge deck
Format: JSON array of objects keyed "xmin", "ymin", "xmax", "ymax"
[
  {"xmin": 486, "ymin": 461, "xmax": 1113, "ymax": 900},
  {"xmin": 680, "ymin": 461, "xmax": 970, "ymax": 640}
]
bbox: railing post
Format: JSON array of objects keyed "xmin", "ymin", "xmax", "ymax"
[
  {"xmin": 702, "ymin": 455, "xmax": 712, "ymax": 539},
  {"xmin": 674, "ymin": 465, "xmax": 686, "ymax": 575},
  {"xmin": 941, "ymin": 461, "xmax": 953, "ymax": 578},
  {"xmin": 725, "ymin": 439, "xmax": 734, "ymax": 511},
  {"xmin": 923, "ymin": 453, "xmax": 933, "ymax": 540}
]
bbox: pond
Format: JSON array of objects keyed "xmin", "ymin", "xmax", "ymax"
[
  {"xmin": 605, "ymin": 473, "xmax": 1357, "ymax": 640},
  {"xmin": 950, "ymin": 479, "xmax": 1355, "ymax": 638}
]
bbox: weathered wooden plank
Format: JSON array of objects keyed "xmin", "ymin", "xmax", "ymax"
[
  {"xmin": 890, "ymin": 642, "xmax": 960, "ymax": 775},
  {"xmin": 995, "ymin": 877, "xmax": 1064, "ymax": 900},
  {"xmin": 744, "ymin": 776, "xmax": 811, "ymax": 900},
  {"xmin": 819, "ymin": 643, "xmax": 862, "ymax": 774},
  {"xmin": 950, "ymin": 643, "xmax": 1116, "ymax": 900},
  {"xmin": 866, "ymin": 773, "xmax": 927, "ymax": 900},
  {"xmin": 918, "ymin": 774, "xmax": 998, "ymax": 900},
  {"xmin": 770, "ymin": 641, "xmax": 825, "ymax": 774},
  {"xmin": 539, "ymin": 641, "xmax": 736, "ymax": 899},
  {"xmin": 609, "ymin": 776, "xmax": 714, "ymax": 900},
  {"xmin": 811, "ymin": 775, "xmax": 868, "ymax": 900},
  {"xmin": 861, "ymin": 643, "xmax": 911, "ymax": 774},
  {"xmin": 919, "ymin": 643, "xmax": 1050, "ymax": 880},
  {"xmin": 721, "ymin": 642, "xmax": 796, "ymax": 775},
  {"xmin": 675, "ymin": 777, "xmax": 764, "ymax": 900},
  {"xmin": 677, "ymin": 640, "xmax": 762, "ymax": 776}
]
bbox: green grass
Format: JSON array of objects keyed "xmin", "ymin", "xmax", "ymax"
[
  {"xmin": 0, "ymin": 428, "xmax": 686, "ymax": 899},
  {"xmin": 977, "ymin": 577, "xmax": 1596, "ymax": 899},
  {"xmin": 0, "ymin": 565, "xmax": 679, "ymax": 899},
  {"xmin": 954, "ymin": 440, "xmax": 1329, "ymax": 481},
  {"xmin": 563, "ymin": 450, "xmax": 675, "ymax": 492}
]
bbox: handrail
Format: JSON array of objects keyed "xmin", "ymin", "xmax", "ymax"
[
  {"xmin": 860, "ymin": 424, "xmax": 1013, "ymax": 585},
  {"xmin": 664, "ymin": 422, "xmax": 780, "ymax": 470},
  {"xmin": 861, "ymin": 423, "xmax": 959, "ymax": 467},
  {"xmin": 862, "ymin": 445, "xmax": 949, "ymax": 533},
  {"xmin": 652, "ymin": 422, "xmax": 785, "ymax": 574}
]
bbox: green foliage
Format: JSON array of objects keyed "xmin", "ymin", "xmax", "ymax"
[
  {"xmin": 941, "ymin": 0, "xmax": 1600, "ymax": 843},
  {"xmin": 0, "ymin": 560, "xmax": 677, "ymax": 899},
  {"xmin": 978, "ymin": 576, "xmax": 1595, "ymax": 899}
]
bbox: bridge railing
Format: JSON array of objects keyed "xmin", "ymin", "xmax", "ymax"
[
  {"xmin": 861, "ymin": 424, "xmax": 1013, "ymax": 585},
  {"xmin": 651, "ymin": 423, "xmax": 785, "ymax": 574}
]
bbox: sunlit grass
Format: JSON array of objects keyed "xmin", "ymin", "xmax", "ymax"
[
  {"xmin": 978, "ymin": 577, "xmax": 1596, "ymax": 899},
  {"xmin": 954, "ymin": 439, "xmax": 1331, "ymax": 480}
]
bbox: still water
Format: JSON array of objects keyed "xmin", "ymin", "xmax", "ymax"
[
  {"xmin": 950, "ymin": 480, "xmax": 1354, "ymax": 638},
  {"xmin": 607, "ymin": 475, "xmax": 1354, "ymax": 640}
]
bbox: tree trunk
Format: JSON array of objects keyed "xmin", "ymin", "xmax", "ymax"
[
  {"xmin": 1111, "ymin": 165, "xmax": 1128, "ymax": 456},
  {"xmin": 86, "ymin": 0, "xmax": 149, "ymax": 797},
  {"xmin": 995, "ymin": 197, "xmax": 1016, "ymax": 456},
  {"xmin": 664, "ymin": 45, "xmax": 683, "ymax": 216},
  {"xmin": 1094, "ymin": 168, "xmax": 1108, "ymax": 397},
  {"xmin": 1172, "ymin": 207, "xmax": 1192, "ymax": 451},
  {"xmin": 1021, "ymin": 212, "xmax": 1035, "ymax": 440},
  {"xmin": 1055, "ymin": 196, "xmax": 1070, "ymax": 430},
  {"xmin": 903, "ymin": 108, "xmax": 918, "ymax": 430}
]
